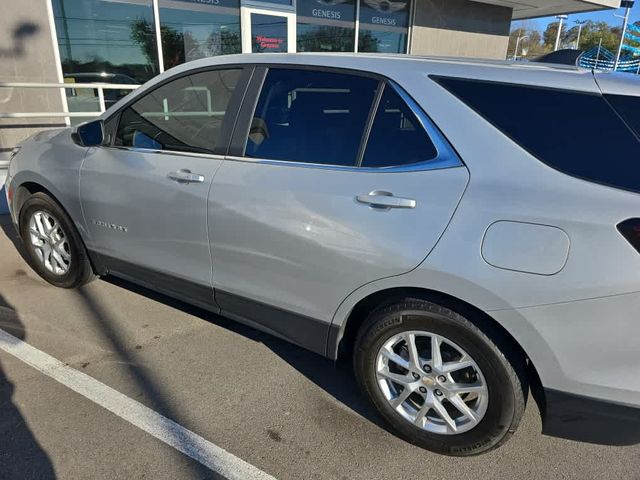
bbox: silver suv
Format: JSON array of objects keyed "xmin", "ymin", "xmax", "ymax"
[{"xmin": 5, "ymin": 54, "xmax": 640, "ymax": 456}]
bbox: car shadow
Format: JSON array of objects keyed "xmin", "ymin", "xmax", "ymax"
[
  {"xmin": 102, "ymin": 275, "xmax": 388, "ymax": 433},
  {"xmin": 0, "ymin": 294, "xmax": 56, "ymax": 479}
]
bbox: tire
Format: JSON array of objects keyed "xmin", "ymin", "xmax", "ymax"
[
  {"xmin": 354, "ymin": 298, "xmax": 527, "ymax": 456},
  {"xmin": 19, "ymin": 192, "xmax": 96, "ymax": 288}
]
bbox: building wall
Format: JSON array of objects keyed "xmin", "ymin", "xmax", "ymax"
[
  {"xmin": 0, "ymin": 0, "xmax": 66, "ymax": 160},
  {"xmin": 410, "ymin": 0, "xmax": 512, "ymax": 59}
]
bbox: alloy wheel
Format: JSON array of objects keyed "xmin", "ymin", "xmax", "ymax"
[
  {"xmin": 28, "ymin": 210, "xmax": 71, "ymax": 275},
  {"xmin": 375, "ymin": 330, "xmax": 489, "ymax": 435}
]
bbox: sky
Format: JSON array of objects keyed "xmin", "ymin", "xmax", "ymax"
[{"xmin": 512, "ymin": 3, "xmax": 640, "ymax": 32}]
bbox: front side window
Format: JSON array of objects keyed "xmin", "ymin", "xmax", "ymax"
[
  {"xmin": 115, "ymin": 69, "xmax": 241, "ymax": 154},
  {"xmin": 245, "ymin": 68, "xmax": 379, "ymax": 166},
  {"xmin": 362, "ymin": 85, "xmax": 437, "ymax": 168}
]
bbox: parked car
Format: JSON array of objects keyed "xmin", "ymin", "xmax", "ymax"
[{"xmin": 5, "ymin": 53, "xmax": 640, "ymax": 456}]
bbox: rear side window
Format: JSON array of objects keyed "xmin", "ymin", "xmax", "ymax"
[
  {"xmin": 115, "ymin": 69, "xmax": 241, "ymax": 154},
  {"xmin": 605, "ymin": 94, "xmax": 640, "ymax": 138},
  {"xmin": 434, "ymin": 77, "xmax": 640, "ymax": 193},
  {"xmin": 245, "ymin": 68, "xmax": 378, "ymax": 166},
  {"xmin": 361, "ymin": 85, "xmax": 438, "ymax": 168}
]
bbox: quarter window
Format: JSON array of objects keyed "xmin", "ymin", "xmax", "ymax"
[
  {"xmin": 435, "ymin": 77, "xmax": 640, "ymax": 193},
  {"xmin": 361, "ymin": 85, "xmax": 437, "ymax": 168},
  {"xmin": 115, "ymin": 69, "xmax": 242, "ymax": 153},
  {"xmin": 245, "ymin": 68, "xmax": 379, "ymax": 166}
]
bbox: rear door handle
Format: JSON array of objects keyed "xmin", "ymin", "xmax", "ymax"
[
  {"xmin": 167, "ymin": 169, "xmax": 205, "ymax": 184},
  {"xmin": 356, "ymin": 190, "xmax": 416, "ymax": 209}
]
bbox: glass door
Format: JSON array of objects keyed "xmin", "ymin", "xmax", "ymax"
[{"xmin": 241, "ymin": 7, "xmax": 295, "ymax": 53}]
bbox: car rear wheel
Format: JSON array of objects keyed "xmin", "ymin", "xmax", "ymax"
[
  {"xmin": 354, "ymin": 298, "xmax": 527, "ymax": 456},
  {"xmin": 19, "ymin": 192, "xmax": 96, "ymax": 288}
]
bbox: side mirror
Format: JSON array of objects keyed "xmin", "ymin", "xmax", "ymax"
[{"xmin": 72, "ymin": 119, "xmax": 104, "ymax": 147}]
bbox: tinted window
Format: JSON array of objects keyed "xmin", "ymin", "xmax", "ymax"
[
  {"xmin": 606, "ymin": 94, "xmax": 640, "ymax": 138},
  {"xmin": 362, "ymin": 85, "xmax": 437, "ymax": 167},
  {"xmin": 246, "ymin": 69, "xmax": 379, "ymax": 166},
  {"xmin": 115, "ymin": 69, "xmax": 241, "ymax": 153},
  {"xmin": 435, "ymin": 77, "xmax": 640, "ymax": 193}
]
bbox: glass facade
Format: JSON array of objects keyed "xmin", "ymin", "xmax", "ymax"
[
  {"xmin": 51, "ymin": 0, "xmax": 411, "ymax": 118},
  {"xmin": 358, "ymin": 0, "xmax": 410, "ymax": 53},
  {"xmin": 296, "ymin": 0, "xmax": 356, "ymax": 52},
  {"xmin": 159, "ymin": 0, "xmax": 241, "ymax": 70}
]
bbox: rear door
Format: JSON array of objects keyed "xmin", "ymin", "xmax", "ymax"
[{"xmin": 208, "ymin": 67, "xmax": 469, "ymax": 352}]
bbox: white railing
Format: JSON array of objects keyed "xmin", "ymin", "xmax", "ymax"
[{"xmin": 0, "ymin": 81, "xmax": 139, "ymax": 119}]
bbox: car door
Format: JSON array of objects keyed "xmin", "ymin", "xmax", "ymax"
[
  {"xmin": 207, "ymin": 66, "xmax": 469, "ymax": 353},
  {"xmin": 80, "ymin": 67, "xmax": 249, "ymax": 308}
]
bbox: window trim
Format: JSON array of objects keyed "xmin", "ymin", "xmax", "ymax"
[
  {"xmin": 228, "ymin": 64, "xmax": 462, "ymax": 172},
  {"xmin": 105, "ymin": 65, "xmax": 254, "ymax": 157}
]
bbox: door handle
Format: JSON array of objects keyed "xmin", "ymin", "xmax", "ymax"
[
  {"xmin": 356, "ymin": 190, "xmax": 417, "ymax": 210},
  {"xmin": 167, "ymin": 169, "xmax": 205, "ymax": 184}
]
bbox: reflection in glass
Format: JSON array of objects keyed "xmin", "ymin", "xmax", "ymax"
[
  {"xmin": 52, "ymin": 0, "xmax": 159, "ymax": 121},
  {"xmin": 251, "ymin": 14, "xmax": 288, "ymax": 53},
  {"xmin": 159, "ymin": 0, "xmax": 241, "ymax": 70},
  {"xmin": 357, "ymin": 0, "xmax": 410, "ymax": 53},
  {"xmin": 53, "ymin": 0, "xmax": 159, "ymax": 82},
  {"xmin": 115, "ymin": 69, "xmax": 241, "ymax": 153},
  {"xmin": 297, "ymin": 0, "xmax": 355, "ymax": 52}
]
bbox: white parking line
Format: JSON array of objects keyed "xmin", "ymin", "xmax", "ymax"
[{"xmin": 0, "ymin": 328, "xmax": 277, "ymax": 480}]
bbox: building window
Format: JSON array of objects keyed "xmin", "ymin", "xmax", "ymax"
[
  {"xmin": 53, "ymin": 0, "xmax": 159, "ymax": 83},
  {"xmin": 52, "ymin": 0, "xmax": 160, "ymax": 120},
  {"xmin": 158, "ymin": 0, "xmax": 241, "ymax": 70},
  {"xmin": 357, "ymin": 0, "xmax": 410, "ymax": 53},
  {"xmin": 296, "ymin": 0, "xmax": 356, "ymax": 52}
]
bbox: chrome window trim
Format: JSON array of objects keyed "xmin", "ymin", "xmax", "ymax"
[
  {"xmin": 103, "ymin": 145, "xmax": 227, "ymax": 161},
  {"xmin": 227, "ymin": 78, "xmax": 462, "ymax": 173}
]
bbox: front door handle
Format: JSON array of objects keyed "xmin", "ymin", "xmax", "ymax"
[
  {"xmin": 356, "ymin": 190, "xmax": 417, "ymax": 210},
  {"xmin": 168, "ymin": 169, "xmax": 205, "ymax": 184}
]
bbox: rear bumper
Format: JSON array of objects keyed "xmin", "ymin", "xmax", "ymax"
[{"xmin": 543, "ymin": 389, "xmax": 640, "ymax": 446}]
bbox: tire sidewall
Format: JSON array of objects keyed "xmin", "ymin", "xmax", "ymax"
[
  {"xmin": 19, "ymin": 194, "xmax": 86, "ymax": 288},
  {"xmin": 355, "ymin": 302, "xmax": 522, "ymax": 456}
]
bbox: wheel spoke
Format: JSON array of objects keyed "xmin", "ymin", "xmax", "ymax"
[
  {"xmin": 391, "ymin": 387, "xmax": 413, "ymax": 408},
  {"xmin": 51, "ymin": 249, "xmax": 68, "ymax": 270},
  {"xmin": 378, "ymin": 369, "xmax": 412, "ymax": 386},
  {"xmin": 380, "ymin": 348, "xmax": 410, "ymax": 370},
  {"xmin": 432, "ymin": 397, "xmax": 457, "ymax": 433},
  {"xmin": 404, "ymin": 333, "xmax": 421, "ymax": 369},
  {"xmin": 449, "ymin": 394, "xmax": 480, "ymax": 424},
  {"xmin": 34, "ymin": 214, "xmax": 48, "ymax": 237},
  {"xmin": 431, "ymin": 334, "xmax": 443, "ymax": 370},
  {"xmin": 446, "ymin": 382, "xmax": 487, "ymax": 395},
  {"xmin": 413, "ymin": 402, "xmax": 430, "ymax": 426},
  {"xmin": 29, "ymin": 228, "xmax": 48, "ymax": 242},
  {"xmin": 441, "ymin": 358, "xmax": 475, "ymax": 374}
]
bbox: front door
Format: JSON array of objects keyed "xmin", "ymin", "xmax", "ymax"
[
  {"xmin": 241, "ymin": 7, "xmax": 295, "ymax": 53},
  {"xmin": 80, "ymin": 67, "xmax": 248, "ymax": 308}
]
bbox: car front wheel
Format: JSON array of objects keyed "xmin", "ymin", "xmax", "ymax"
[
  {"xmin": 354, "ymin": 298, "xmax": 527, "ymax": 456},
  {"xmin": 19, "ymin": 192, "xmax": 96, "ymax": 288}
]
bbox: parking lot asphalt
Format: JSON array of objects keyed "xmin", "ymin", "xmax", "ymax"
[{"xmin": 0, "ymin": 213, "xmax": 639, "ymax": 480}]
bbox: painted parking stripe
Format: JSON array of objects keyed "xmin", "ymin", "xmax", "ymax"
[{"xmin": 0, "ymin": 328, "xmax": 277, "ymax": 480}]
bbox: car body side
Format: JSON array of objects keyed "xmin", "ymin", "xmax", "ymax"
[{"xmin": 6, "ymin": 54, "xmax": 640, "ymax": 422}]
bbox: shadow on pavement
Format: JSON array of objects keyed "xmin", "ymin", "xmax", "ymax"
[
  {"xmin": 102, "ymin": 276, "xmax": 387, "ymax": 433},
  {"xmin": 73, "ymin": 286, "xmax": 222, "ymax": 480},
  {"xmin": 0, "ymin": 294, "xmax": 56, "ymax": 479}
]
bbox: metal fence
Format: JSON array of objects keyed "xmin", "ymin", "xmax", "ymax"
[
  {"xmin": 0, "ymin": 81, "xmax": 139, "ymax": 119},
  {"xmin": 0, "ymin": 82, "xmax": 139, "ymax": 169}
]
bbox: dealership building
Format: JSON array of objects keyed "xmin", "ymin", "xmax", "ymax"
[{"xmin": 0, "ymin": 0, "xmax": 622, "ymax": 165}]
